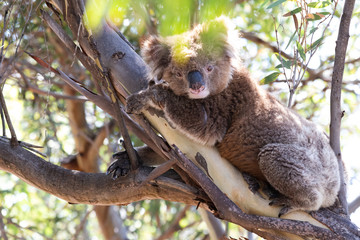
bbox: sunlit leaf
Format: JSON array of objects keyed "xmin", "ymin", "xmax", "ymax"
[
  {"xmin": 199, "ymin": 0, "xmax": 234, "ymax": 23},
  {"xmin": 307, "ymin": 37, "xmax": 324, "ymax": 52},
  {"xmin": 260, "ymin": 0, "xmax": 270, "ymax": 8},
  {"xmin": 309, "ymin": 27, "xmax": 318, "ymax": 35},
  {"xmin": 275, "ymin": 61, "xmax": 292, "ymax": 69},
  {"xmin": 308, "ymin": 1, "xmax": 331, "ymax": 8},
  {"xmin": 275, "ymin": 53, "xmax": 292, "ymax": 69},
  {"xmin": 158, "ymin": 0, "xmax": 193, "ymax": 36},
  {"xmin": 315, "ymin": 13, "xmax": 325, "ymax": 18},
  {"xmin": 296, "ymin": 41, "xmax": 306, "ymax": 61},
  {"xmin": 267, "ymin": 0, "xmax": 287, "ymax": 9},
  {"xmin": 108, "ymin": 0, "xmax": 130, "ymax": 25},
  {"xmin": 260, "ymin": 72, "xmax": 281, "ymax": 84},
  {"xmin": 286, "ymin": 30, "xmax": 297, "ymax": 50},
  {"xmin": 307, "ymin": 13, "xmax": 323, "ymax": 21},
  {"xmin": 306, "ymin": 13, "xmax": 315, "ymax": 19},
  {"xmin": 283, "ymin": 7, "xmax": 302, "ymax": 17},
  {"xmin": 85, "ymin": 0, "xmax": 109, "ymax": 31}
]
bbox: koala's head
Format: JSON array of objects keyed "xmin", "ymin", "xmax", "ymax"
[{"xmin": 141, "ymin": 17, "xmax": 239, "ymax": 99}]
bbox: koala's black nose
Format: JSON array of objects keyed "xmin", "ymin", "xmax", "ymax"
[{"xmin": 187, "ymin": 71, "xmax": 205, "ymax": 90}]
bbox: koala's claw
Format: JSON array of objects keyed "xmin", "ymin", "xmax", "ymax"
[
  {"xmin": 268, "ymin": 195, "xmax": 294, "ymax": 217},
  {"xmin": 278, "ymin": 206, "xmax": 292, "ymax": 217},
  {"xmin": 126, "ymin": 94, "xmax": 146, "ymax": 114},
  {"xmin": 106, "ymin": 151, "xmax": 131, "ymax": 179}
]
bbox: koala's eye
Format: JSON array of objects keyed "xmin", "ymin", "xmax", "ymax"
[
  {"xmin": 175, "ymin": 71, "xmax": 183, "ymax": 78},
  {"xmin": 206, "ymin": 65, "xmax": 214, "ymax": 72}
]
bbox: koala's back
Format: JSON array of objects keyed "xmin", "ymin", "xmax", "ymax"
[{"xmin": 210, "ymin": 68, "xmax": 340, "ymax": 211}]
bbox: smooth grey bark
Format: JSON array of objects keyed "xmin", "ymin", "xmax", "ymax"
[{"xmin": 330, "ymin": 0, "xmax": 356, "ymax": 216}]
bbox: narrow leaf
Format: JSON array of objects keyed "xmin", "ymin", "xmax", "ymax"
[
  {"xmin": 296, "ymin": 41, "xmax": 306, "ymax": 61},
  {"xmin": 260, "ymin": 72, "xmax": 281, "ymax": 85},
  {"xmin": 275, "ymin": 53, "xmax": 292, "ymax": 69},
  {"xmin": 309, "ymin": 27, "xmax": 318, "ymax": 35},
  {"xmin": 283, "ymin": 7, "xmax": 302, "ymax": 17},
  {"xmin": 308, "ymin": 1, "xmax": 331, "ymax": 8},
  {"xmin": 307, "ymin": 37, "xmax": 324, "ymax": 52},
  {"xmin": 315, "ymin": 12, "xmax": 326, "ymax": 18},
  {"xmin": 292, "ymin": 14, "xmax": 299, "ymax": 31},
  {"xmin": 307, "ymin": 14, "xmax": 322, "ymax": 21},
  {"xmin": 306, "ymin": 13, "xmax": 315, "ymax": 19},
  {"xmin": 260, "ymin": 0, "xmax": 270, "ymax": 8},
  {"xmin": 275, "ymin": 60, "xmax": 292, "ymax": 69},
  {"xmin": 286, "ymin": 30, "xmax": 297, "ymax": 50},
  {"xmin": 267, "ymin": 0, "xmax": 287, "ymax": 9}
]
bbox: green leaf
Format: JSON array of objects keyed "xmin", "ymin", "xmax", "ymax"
[
  {"xmin": 309, "ymin": 27, "xmax": 318, "ymax": 35},
  {"xmin": 260, "ymin": 0, "xmax": 270, "ymax": 8},
  {"xmin": 306, "ymin": 14, "xmax": 322, "ymax": 21},
  {"xmin": 307, "ymin": 37, "xmax": 324, "ymax": 52},
  {"xmin": 274, "ymin": 53, "xmax": 292, "ymax": 69},
  {"xmin": 286, "ymin": 30, "xmax": 297, "ymax": 50},
  {"xmin": 283, "ymin": 7, "xmax": 302, "ymax": 17},
  {"xmin": 267, "ymin": 0, "xmax": 287, "ymax": 9},
  {"xmin": 296, "ymin": 41, "xmax": 306, "ymax": 61},
  {"xmin": 275, "ymin": 60, "xmax": 292, "ymax": 69},
  {"xmin": 308, "ymin": 1, "xmax": 331, "ymax": 8},
  {"xmin": 260, "ymin": 72, "xmax": 281, "ymax": 84}
]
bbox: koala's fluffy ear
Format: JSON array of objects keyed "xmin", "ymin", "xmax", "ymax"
[{"xmin": 141, "ymin": 36, "xmax": 171, "ymax": 80}]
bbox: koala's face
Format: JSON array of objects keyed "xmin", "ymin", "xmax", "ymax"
[
  {"xmin": 162, "ymin": 55, "xmax": 232, "ymax": 99},
  {"xmin": 141, "ymin": 17, "xmax": 238, "ymax": 99}
]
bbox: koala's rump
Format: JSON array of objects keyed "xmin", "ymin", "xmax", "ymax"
[{"xmin": 215, "ymin": 98, "xmax": 308, "ymax": 181}]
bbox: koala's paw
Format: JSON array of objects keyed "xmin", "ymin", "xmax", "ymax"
[
  {"xmin": 268, "ymin": 195, "xmax": 294, "ymax": 217},
  {"xmin": 106, "ymin": 151, "xmax": 131, "ymax": 179},
  {"xmin": 242, "ymin": 172, "xmax": 260, "ymax": 194},
  {"xmin": 126, "ymin": 93, "xmax": 147, "ymax": 114}
]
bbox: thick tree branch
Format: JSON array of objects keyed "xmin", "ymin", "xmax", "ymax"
[
  {"xmin": 0, "ymin": 138, "xmax": 209, "ymax": 207},
  {"xmin": 330, "ymin": 0, "xmax": 355, "ymax": 216},
  {"xmin": 171, "ymin": 146, "xmax": 348, "ymax": 240},
  {"xmin": 349, "ymin": 196, "xmax": 360, "ymax": 214}
]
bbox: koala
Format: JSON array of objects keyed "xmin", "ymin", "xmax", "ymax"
[{"xmin": 122, "ymin": 17, "xmax": 340, "ymax": 216}]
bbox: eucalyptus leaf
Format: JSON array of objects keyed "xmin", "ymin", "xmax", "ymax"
[
  {"xmin": 296, "ymin": 41, "xmax": 306, "ymax": 61},
  {"xmin": 267, "ymin": 0, "xmax": 287, "ymax": 9},
  {"xmin": 260, "ymin": 72, "xmax": 281, "ymax": 84}
]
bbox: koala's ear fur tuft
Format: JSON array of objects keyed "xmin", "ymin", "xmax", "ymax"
[{"xmin": 141, "ymin": 36, "xmax": 171, "ymax": 80}]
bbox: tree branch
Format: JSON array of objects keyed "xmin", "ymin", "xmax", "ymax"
[
  {"xmin": 0, "ymin": 138, "xmax": 209, "ymax": 207},
  {"xmin": 240, "ymin": 30, "xmax": 322, "ymax": 81},
  {"xmin": 330, "ymin": 0, "xmax": 356, "ymax": 216},
  {"xmin": 25, "ymin": 2, "xmax": 360, "ymax": 239},
  {"xmin": 349, "ymin": 195, "xmax": 360, "ymax": 214}
]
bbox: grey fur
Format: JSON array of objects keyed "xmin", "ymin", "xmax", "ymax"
[{"xmin": 127, "ymin": 17, "xmax": 340, "ymax": 215}]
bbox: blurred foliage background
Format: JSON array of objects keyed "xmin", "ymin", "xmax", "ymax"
[{"xmin": 0, "ymin": 0, "xmax": 360, "ymax": 239}]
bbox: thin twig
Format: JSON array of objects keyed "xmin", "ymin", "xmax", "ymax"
[
  {"xmin": 71, "ymin": 208, "xmax": 93, "ymax": 240},
  {"xmin": 16, "ymin": 66, "xmax": 87, "ymax": 101},
  {"xmin": 155, "ymin": 205, "xmax": 191, "ymax": 240},
  {"xmin": 0, "ymin": 90, "xmax": 18, "ymax": 146},
  {"xmin": 0, "ymin": 207, "xmax": 8, "ymax": 240},
  {"xmin": 102, "ymin": 69, "xmax": 140, "ymax": 171},
  {"xmin": 349, "ymin": 195, "xmax": 360, "ymax": 214}
]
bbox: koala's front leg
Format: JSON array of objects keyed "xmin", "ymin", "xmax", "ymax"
[{"xmin": 126, "ymin": 84, "xmax": 169, "ymax": 115}]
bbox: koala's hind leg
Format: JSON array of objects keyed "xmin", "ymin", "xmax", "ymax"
[{"xmin": 258, "ymin": 143, "xmax": 325, "ymax": 216}]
